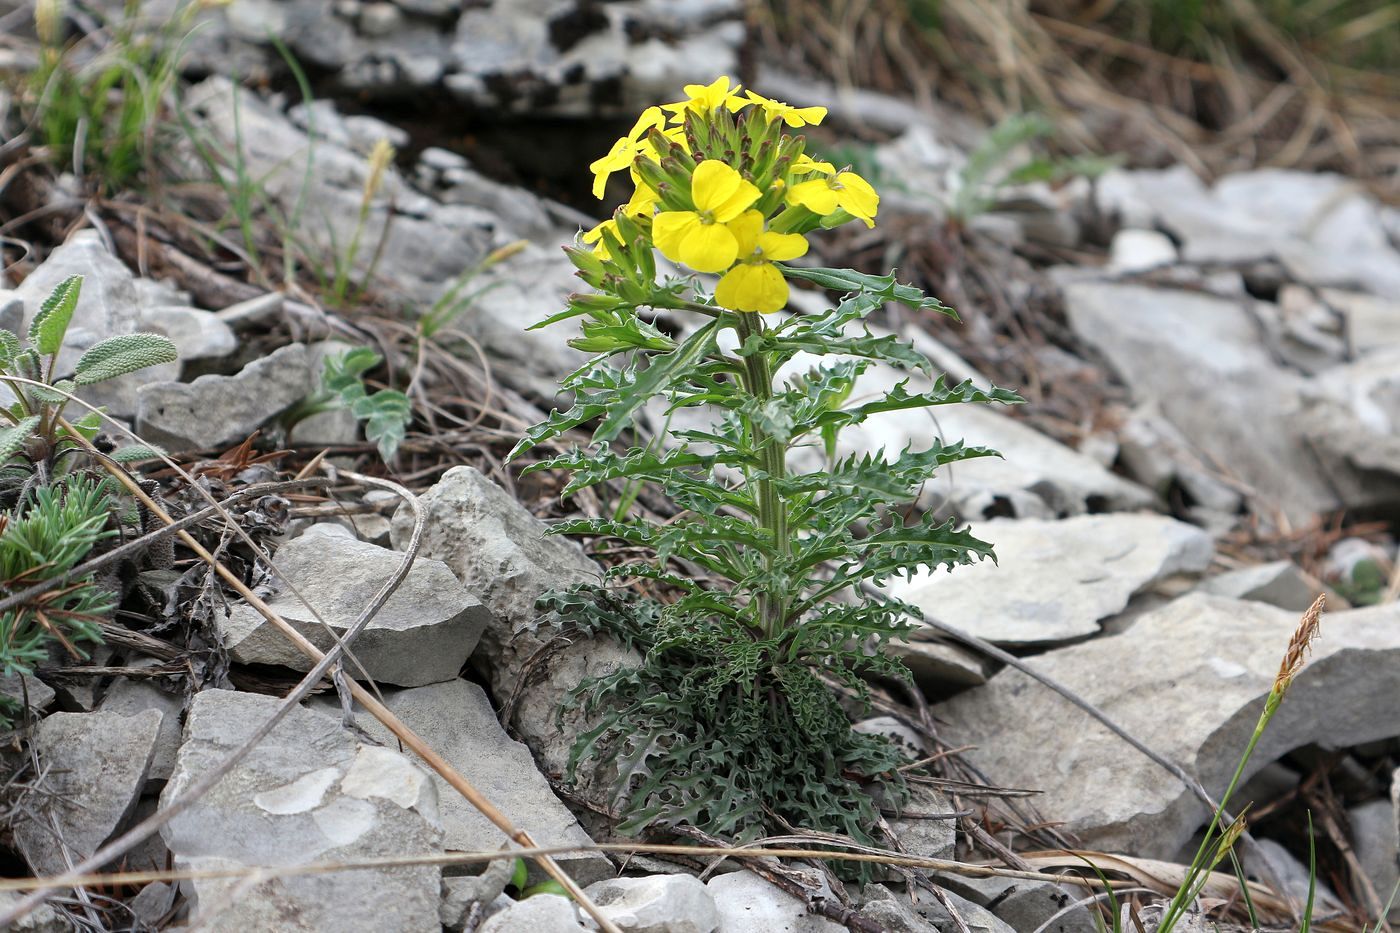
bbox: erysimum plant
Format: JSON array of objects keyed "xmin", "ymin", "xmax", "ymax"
[{"xmin": 511, "ymin": 77, "xmax": 1021, "ymax": 856}]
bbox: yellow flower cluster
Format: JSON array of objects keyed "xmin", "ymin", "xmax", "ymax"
[{"xmin": 582, "ymin": 77, "xmax": 879, "ymax": 314}]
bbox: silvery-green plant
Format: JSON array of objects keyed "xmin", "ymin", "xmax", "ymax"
[
  {"xmin": 513, "ymin": 77, "xmax": 1021, "ymax": 863},
  {"xmin": 0, "ymin": 274, "xmax": 176, "ymax": 474}
]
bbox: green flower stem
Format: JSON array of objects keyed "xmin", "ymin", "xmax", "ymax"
[
  {"xmin": 731, "ymin": 310, "xmax": 789, "ymax": 639},
  {"xmin": 1159, "ymin": 692, "xmax": 1279, "ymax": 931}
]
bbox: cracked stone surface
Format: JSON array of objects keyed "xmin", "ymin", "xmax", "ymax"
[
  {"xmin": 884, "ymin": 514, "xmax": 1213, "ymax": 645},
  {"xmin": 219, "ymin": 524, "xmax": 489, "ymax": 687},
  {"xmin": 935, "ymin": 594, "xmax": 1400, "ymax": 857},
  {"xmin": 160, "ymin": 689, "xmax": 442, "ymax": 932}
]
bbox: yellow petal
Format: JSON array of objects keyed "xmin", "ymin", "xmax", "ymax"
[
  {"xmin": 757, "ymin": 231, "xmax": 808, "ymax": 262},
  {"xmin": 652, "ymin": 211, "xmax": 701, "ymax": 264},
  {"xmin": 785, "ymin": 105, "xmax": 827, "ymax": 127},
  {"xmin": 623, "ymin": 182, "xmax": 658, "ymax": 217},
  {"xmin": 792, "ymin": 155, "xmax": 834, "ymax": 175},
  {"xmin": 715, "ymin": 263, "xmax": 789, "ymax": 313},
  {"xmin": 835, "ymin": 171, "xmax": 880, "ymax": 227},
  {"xmin": 787, "ymin": 178, "xmax": 840, "ymax": 215},
  {"xmin": 678, "ymin": 221, "xmax": 738, "ymax": 273},
  {"xmin": 690, "ymin": 160, "xmax": 739, "ymax": 213},
  {"xmin": 588, "ymin": 137, "xmax": 637, "ymax": 199},
  {"xmin": 628, "ymin": 106, "xmax": 665, "ymax": 141},
  {"xmin": 726, "ymin": 210, "xmax": 764, "ymax": 257}
]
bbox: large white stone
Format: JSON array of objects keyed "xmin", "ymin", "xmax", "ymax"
[
  {"xmin": 936, "ymin": 594, "xmax": 1400, "ymax": 857},
  {"xmin": 886, "ymin": 514, "xmax": 1213, "ymax": 645},
  {"xmin": 161, "ymin": 690, "xmax": 442, "ymax": 932}
]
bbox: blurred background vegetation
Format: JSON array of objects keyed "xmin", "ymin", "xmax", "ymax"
[{"xmin": 756, "ymin": 0, "xmax": 1400, "ymax": 199}]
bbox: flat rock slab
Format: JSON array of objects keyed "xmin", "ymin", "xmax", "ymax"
[
  {"xmin": 1196, "ymin": 560, "xmax": 1343, "ymax": 613},
  {"xmin": 136, "ymin": 342, "xmax": 310, "ymax": 452},
  {"xmin": 935, "ymin": 594, "xmax": 1400, "ymax": 857},
  {"xmin": 1059, "ymin": 280, "xmax": 1338, "ymax": 523},
  {"xmin": 220, "ymin": 524, "xmax": 489, "ymax": 686},
  {"xmin": 584, "ymin": 874, "xmax": 720, "ymax": 933},
  {"xmin": 161, "ymin": 689, "xmax": 442, "ymax": 932},
  {"xmin": 707, "ymin": 871, "xmax": 844, "ymax": 932},
  {"xmin": 783, "ymin": 359, "xmax": 1152, "ymax": 521},
  {"xmin": 885, "ymin": 514, "xmax": 1213, "ymax": 645},
  {"xmin": 390, "ymin": 466, "xmax": 600, "ymax": 695},
  {"xmin": 14, "ymin": 709, "xmax": 162, "ymax": 877},
  {"xmin": 314, "ymin": 678, "xmax": 611, "ymax": 885},
  {"xmin": 11, "ymin": 231, "xmax": 180, "ymax": 417}
]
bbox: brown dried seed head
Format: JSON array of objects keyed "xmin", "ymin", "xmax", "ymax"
[{"xmin": 1271, "ymin": 593, "xmax": 1325, "ymax": 698}]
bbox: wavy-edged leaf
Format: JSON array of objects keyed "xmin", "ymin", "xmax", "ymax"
[
  {"xmin": 322, "ymin": 346, "xmax": 380, "ymax": 396},
  {"xmin": 524, "ymin": 445, "xmax": 721, "ymax": 497},
  {"xmin": 74, "ymin": 333, "xmax": 178, "ymax": 385},
  {"xmin": 594, "ymin": 319, "xmax": 718, "ymax": 444},
  {"xmin": 780, "ymin": 265, "xmax": 955, "ymax": 317},
  {"xmin": 815, "ymin": 376, "xmax": 1022, "ymax": 433},
  {"xmin": 29, "ymin": 274, "xmax": 83, "ymax": 356},
  {"xmin": 0, "ymin": 415, "xmax": 40, "ymax": 463},
  {"xmin": 0, "ymin": 329, "xmax": 20, "ymax": 365},
  {"xmin": 25, "ymin": 380, "xmax": 75, "ymax": 405}
]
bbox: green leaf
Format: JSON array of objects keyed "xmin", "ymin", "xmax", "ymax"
[
  {"xmin": 350, "ymin": 389, "xmax": 411, "ymax": 461},
  {"xmin": 813, "ymin": 376, "xmax": 1022, "ymax": 433},
  {"xmin": 322, "ymin": 347, "xmax": 380, "ymax": 395},
  {"xmin": 109, "ymin": 444, "xmax": 166, "ymax": 463},
  {"xmin": 593, "ymin": 319, "xmax": 718, "ymax": 445},
  {"xmin": 0, "ymin": 330, "xmax": 20, "ymax": 364},
  {"xmin": 0, "ymin": 416, "xmax": 40, "ymax": 463},
  {"xmin": 779, "ymin": 266, "xmax": 954, "ymax": 317},
  {"xmin": 74, "ymin": 333, "xmax": 178, "ymax": 385},
  {"xmin": 29, "ymin": 274, "xmax": 83, "ymax": 356},
  {"xmin": 25, "ymin": 380, "xmax": 75, "ymax": 404}
]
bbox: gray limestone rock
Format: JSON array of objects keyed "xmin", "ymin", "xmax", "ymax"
[
  {"xmin": 315, "ymin": 678, "xmax": 610, "ymax": 885},
  {"xmin": 98, "ymin": 671, "xmax": 185, "ymax": 784},
  {"xmin": 1196, "ymin": 561, "xmax": 1344, "ymax": 613},
  {"xmin": 161, "ymin": 689, "xmax": 443, "ymax": 932},
  {"xmin": 219, "ymin": 524, "xmax": 489, "ymax": 687},
  {"xmin": 1060, "ymin": 279, "xmax": 1338, "ymax": 523},
  {"xmin": 136, "ymin": 342, "xmax": 311, "ymax": 452},
  {"xmin": 138, "ymin": 305, "xmax": 237, "ymax": 363},
  {"xmin": 478, "ymin": 894, "xmax": 587, "ymax": 933},
  {"xmin": 389, "ymin": 466, "xmax": 599, "ymax": 692},
  {"xmin": 936, "ymin": 594, "xmax": 1400, "ymax": 857},
  {"xmin": 11, "ymin": 231, "xmax": 181, "ymax": 417},
  {"xmin": 14, "ymin": 709, "xmax": 163, "ymax": 877},
  {"xmin": 583, "ymin": 874, "xmax": 720, "ymax": 933},
  {"xmin": 706, "ymin": 871, "xmax": 844, "ymax": 932},
  {"xmin": 885, "ymin": 514, "xmax": 1214, "ymax": 646}
]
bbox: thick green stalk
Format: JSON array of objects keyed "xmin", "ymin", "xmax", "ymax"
[{"xmin": 731, "ymin": 311, "xmax": 789, "ymax": 639}]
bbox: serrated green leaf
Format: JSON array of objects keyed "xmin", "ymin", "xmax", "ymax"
[
  {"xmin": 29, "ymin": 275, "xmax": 83, "ymax": 356},
  {"xmin": 780, "ymin": 266, "xmax": 955, "ymax": 317},
  {"xmin": 594, "ymin": 320, "xmax": 718, "ymax": 445},
  {"xmin": 74, "ymin": 334, "xmax": 178, "ymax": 385},
  {"xmin": 0, "ymin": 330, "xmax": 20, "ymax": 364},
  {"xmin": 0, "ymin": 415, "xmax": 40, "ymax": 463}
]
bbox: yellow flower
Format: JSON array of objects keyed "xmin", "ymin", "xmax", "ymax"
[
  {"xmin": 582, "ymin": 218, "xmax": 620, "ymax": 260},
  {"xmin": 588, "ymin": 106, "xmax": 666, "ymax": 199},
  {"xmin": 622, "ymin": 180, "xmax": 659, "ymax": 217},
  {"xmin": 652, "ymin": 161, "xmax": 760, "ymax": 273},
  {"xmin": 714, "ymin": 211, "xmax": 808, "ymax": 313},
  {"xmin": 787, "ymin": 166, "xmax": 880, "ymax": 228},
  {"xmin": 744, "ymin": 90, "xmax": 826, "ymax": 128},
  {"xmin": 791, "ymin": 154, "xmax": 835, "ymax": 176},
  {"xmin": 661, "ymin": 76, "xmax": 749, "ymax": 123}
]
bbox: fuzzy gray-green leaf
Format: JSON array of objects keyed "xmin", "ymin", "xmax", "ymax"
[
  {"xmin": 74, "ymin": 333, "xmax": 178, "ymax": 385},
  {"xmin": 29, "ymin": 275, "xmax": 83, "ymax": 356},
  {"xmin": 0, "ymin": 416, "xmax": 40, "ymax": 464}
]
